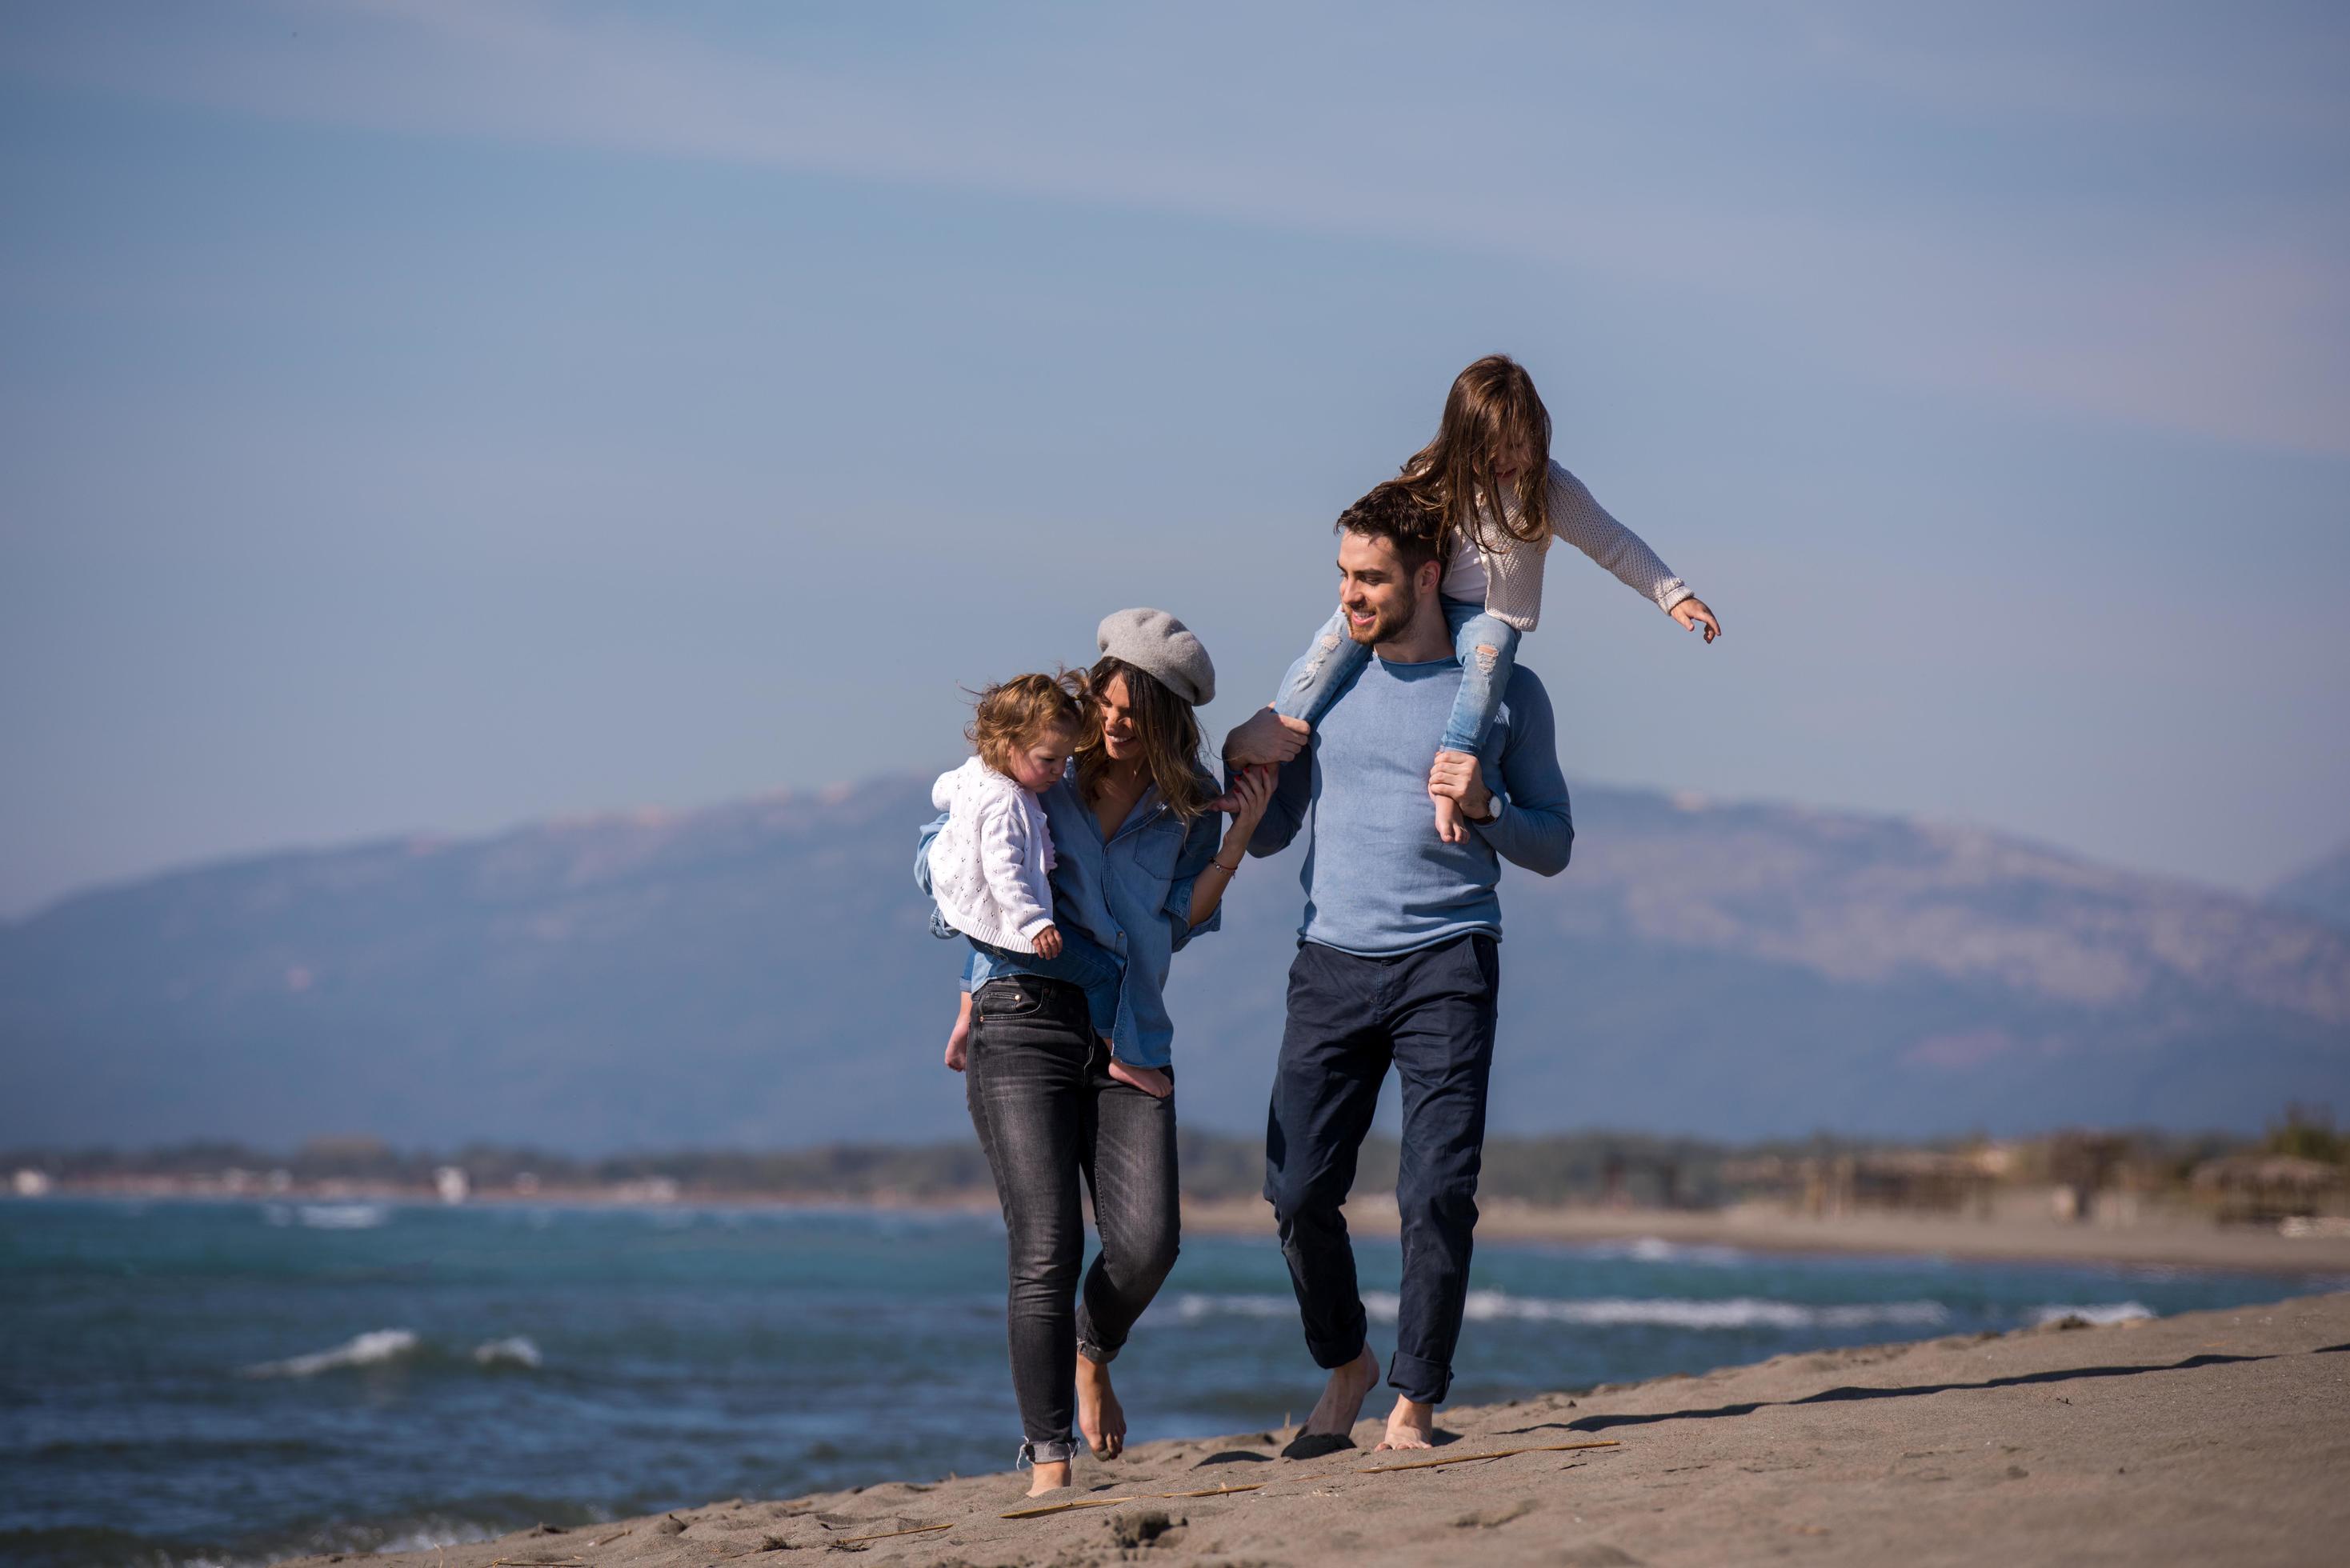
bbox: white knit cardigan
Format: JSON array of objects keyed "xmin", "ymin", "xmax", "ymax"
[
  {"xmin": 1453, "ymin": 460, "xmax": 1692, "ymax": 633},
  {"xmin": 925, "ymin": 758, "xmax": 1057, "ymax": 954}
]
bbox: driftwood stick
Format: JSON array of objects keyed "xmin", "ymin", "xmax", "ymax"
[
  {"xmin": 1158, "ymin": 1482, "xmax": 1267, "ymax": 1498},
  {"xmin": 1357, "ymin": 1438, "xmax": 1622, "ymax": 1473},
  {"xmin": 831, "ymin": 1521, "xmax": 954, "ymax": 1543},
  {"xmin": 998, "ymin": 1495, "xmax": 1139, "ymax": 1519}
]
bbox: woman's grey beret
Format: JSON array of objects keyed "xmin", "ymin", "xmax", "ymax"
[{"xmin": 1095, "ymin": 607, "xmax": 1215, "ymax": 707}]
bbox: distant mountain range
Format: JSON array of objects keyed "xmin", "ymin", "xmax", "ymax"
[
  {"xmin": 2, "ymin": 776, "xmax": 2344, "ymax": 1150},
  {"xmin": 2270, "ymin": 844, "xmax": 2350, "ymax": 938}
]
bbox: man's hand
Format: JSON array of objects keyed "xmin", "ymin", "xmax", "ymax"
[
  {"xmin": 1223, "ymin": 706, "xmax": 1311, "ymax": 768},
  {"xmin": 1033, "ymin": 923, "xmax": 1063, "ymax": 959},
  {"xmin": 1427, "ymin": 750, "xmax": 1494, "ymax": 824},
  {"xmin": 1671, "ymin": 597, "xmax": 1721, "ymax": 642}
]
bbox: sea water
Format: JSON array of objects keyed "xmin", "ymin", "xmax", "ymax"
[{"xmin": 2, "ymin": 1198, "xmax": 2336, "ymax": 1566}]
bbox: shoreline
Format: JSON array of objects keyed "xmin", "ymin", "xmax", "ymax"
[
  {"xmin": 1182, "ymin": 1194, "xmax": 2350, "ymax": 1275},
  {"xmin": 27, "ymin": 1183, "xmax": 2350, "ymax": 1276},
  {"xmin": 279, "ymin": 1290, "xmax": 2350, "ymax": 1567}
]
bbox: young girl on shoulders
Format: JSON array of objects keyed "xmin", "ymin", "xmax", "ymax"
[{"xmin": 1259, "ymin": 354, "xmax": 1720, "ymax": 839}]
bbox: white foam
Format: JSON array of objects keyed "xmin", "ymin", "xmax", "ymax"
[
  {"xmin": 243, "ymin": 1328, "xmax": 421, "ymax": 1378},
  {"xmin": 370, "ymin": 1519, "xmax": 503, "ymax": 1554},
  {"xmin": 2028, "ymin": 1302, "xmax": 2154, "ymax": 1327},
  {"xmin": 472, "ymin": 1335, "xmax": 542, "ymax": 1368},
  {"xmin": 295, "ymin": 1204, "xmax": 389, "ymax": 1230},
  {"xmin": 1599, "ymin": 1237, "xmax": 1753, "ymax": 1267},
  {"xmin": 1175, "ymin": 1291, "xmax": 1951, "ymax": 1331}
]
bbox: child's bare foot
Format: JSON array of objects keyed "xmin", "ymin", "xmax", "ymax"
[
  {"xmin": 1432, "ymin": 791, "xmax": 1467, "ymax": 845},
  {"xmin": 1027, "ymin": 1458, "xmax": 1071, "ymax": 1496},
  {"xmin": 1377, "ymin": 1394, "xmax": 1438, "ymax": 1450},
  {"xmin": 1107, "ymin": 1059, "xmax": 1172, "ymax": 1099},
  {"xmin": 1076, "ymin": 1354, "xmax": 1127, "ymax": 1459},
  {"xmin": 944, "ymin": 994, "xmax": 973, "ymax": 1073}
]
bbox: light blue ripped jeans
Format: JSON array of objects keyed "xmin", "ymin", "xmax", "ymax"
[{"xmin": 1274, "ymin": 595, "xmax": 1521, "ymax": 755}]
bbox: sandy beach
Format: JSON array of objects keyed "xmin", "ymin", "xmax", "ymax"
[
  {"xmin": 1179, "ymin": 1196, "xmax": 2350, "ymax": 1275},
  {"xmin": 282, "ymin": 1290, "xmax": 2350, "ymax": 1567}
]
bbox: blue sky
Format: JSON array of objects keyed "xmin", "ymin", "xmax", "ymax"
[{"xmin": 2, "ymin": 0, "xmax": 2346, "ymax": 918}]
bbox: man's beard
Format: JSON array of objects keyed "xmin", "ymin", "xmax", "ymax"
[{"xmin": 1344, "ymin": 593, "xmax": 1417, "ymax": 646}]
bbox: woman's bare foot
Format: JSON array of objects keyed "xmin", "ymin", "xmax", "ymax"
[
  {"xmin": 1076, "ymin": 1354, "xmax": 1127, "ymax": 1459},
  {"xmin": 1302, "ymin": 1346, "xmax": 1379, "ymax": 1440},
  {"xmin": 1107, "ymin": 1059, "xmax": 1172, "ymax": 1099},
  {"xmin": 1377, "ymin": 1394, "xmax": 1438, "ymax": 1450},
  {"xmin": 1027, "ymin": 1458, "xmax": 1071, "ymax": 1496}
]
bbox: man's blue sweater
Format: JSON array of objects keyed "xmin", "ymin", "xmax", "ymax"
[{"xmin": 1246, "ymin": 653, "xmax": 1574, "ymax": 955}]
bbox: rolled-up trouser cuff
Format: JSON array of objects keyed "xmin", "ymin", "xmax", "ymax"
[
  {"xmin": 1076, "ymin": 1335, "xmax": 1117, "ymax": 1366},
  {"xmin": 1018, "ymin": 1437, "xmax": 1080, "ymax": 1467},
  {"xmin": 1387, "ymin": 1350, "xmax": 1451, "ymax": 1405}
]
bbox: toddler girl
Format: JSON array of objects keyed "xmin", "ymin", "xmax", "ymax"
[
  {"xmin": 927, "ymin": 672, "xmax": 1136, "ymax": 1086},
  {"xmin": 1272, "ymin": 354, "xmax": 1719, "ymax": 840}
]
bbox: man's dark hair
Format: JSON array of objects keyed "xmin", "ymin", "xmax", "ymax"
[{"xmin": 1333, "ymin": 479, "xmax": 1443, "ymax": 575}]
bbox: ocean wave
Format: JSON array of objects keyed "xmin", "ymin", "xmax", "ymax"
[
  {"xmin": 2028, "ymin": 1302, "xmax": 2154, "ymax": 1327},
  {"xmin": 1586, "ymin": 1237, "xmax": 1754, "ymax": 1267},
  {"xmin": 242, "ymin": 1328, "xmax": 420, "ymax": 1378},
  {"xmin": 1175, "ymin": 1291, "xmax": 1952, "ymax": 1331},
  {"xmin": 241, "ymin": 1329, "xmax": 548, "ymax": 1379},
  {"xmin": 262, "ymin": 1203, "xmax": 390, "ymax": 1230}
]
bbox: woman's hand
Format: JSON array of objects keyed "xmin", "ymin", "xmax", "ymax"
[
  {"xmin": 1223, "ymin": 764, "xmax": 1276, "ymax": 838},
  {"xmin": 1671, "ymin": 597, "xmax": 1721, "ymax": 642}
]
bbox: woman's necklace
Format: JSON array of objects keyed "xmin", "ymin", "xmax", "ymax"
[{"xmin": 1092, "ymin": 757, "xmax": 1148, "ymax": 838}]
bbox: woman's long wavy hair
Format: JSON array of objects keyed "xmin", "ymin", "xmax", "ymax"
[
  {"xmin": 1074, "ymin": 657, "xmax": 1214, "ymax": 822},
  {"xmin": 1397, "ymin": 354, "xmax": 1554, "ymax": 555}
]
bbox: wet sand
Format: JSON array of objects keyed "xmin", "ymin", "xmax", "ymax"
[{"xmin": 288, "ymin": 1290, "xmax": 2350, "ymax": 1567}]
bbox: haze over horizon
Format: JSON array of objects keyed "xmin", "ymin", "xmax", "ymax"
[{"xmin": 5, "ymin": 2, "xmax": 2348, "ymax": 920}]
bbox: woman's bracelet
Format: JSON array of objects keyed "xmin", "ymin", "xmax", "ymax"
[{"xmin": 1211, "ymin": 855, "xmax": 1243, "ymax": 874}]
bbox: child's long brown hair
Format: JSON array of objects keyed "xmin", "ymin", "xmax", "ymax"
[
  {"xmin": 1074, "ymin": 657, "xmax": 1213, "ymax": 822},
  {"xmin": 1397, "ymin": 354, "xmax": 1554, "ymax": 556},
  {"xmin": 966, "ymin": 670, "xmax": 1094, "ymax": 778}
]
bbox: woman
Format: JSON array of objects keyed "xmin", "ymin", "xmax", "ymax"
[{"xmin": 916, "ymin": 608, "xmax": 1275, "ymax": 1496}]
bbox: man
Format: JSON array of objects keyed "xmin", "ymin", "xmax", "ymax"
[{"xmin": 1223, "ymin": 481, "xmax": 1574, "ymax": 1452}]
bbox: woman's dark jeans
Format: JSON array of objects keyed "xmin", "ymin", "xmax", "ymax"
[{"xmin": 965, "ymin": 974, "xmax": 1180, "ymax": 1466}]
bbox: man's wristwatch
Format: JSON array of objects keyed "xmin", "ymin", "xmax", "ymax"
[{"xmin": 1468, "ymin": 793, "xmax": 1503, "ymax": 826}]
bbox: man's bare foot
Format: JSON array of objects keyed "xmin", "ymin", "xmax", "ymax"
[
  {"xmin": 1076, "ymin": 1354, "xmax": 1127, "ymax": 1459},
  {"xmin": 1027, "ymin": 1458, "xmax": 1071, "ymax": 1496},
  {"xmin": 1301, "ymin": 1346, "xmax": 1379, "ymax": 1439},
  {"xmin": 1431, "ymin": 790, "xmax": 1467, "ymax": 846},
  {"xmin": 1107, "ymin": 1059, "xmax": 1172, "ymax": 1099},
  {"xmin": 1377, "ymin": 1394, "xmax": 1438, "ymax": 1450}
]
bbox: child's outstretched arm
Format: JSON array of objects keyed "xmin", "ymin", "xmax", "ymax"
[{"xmin": 1547, "ymin": 462, "xmax": 1719, "ymax": 638}]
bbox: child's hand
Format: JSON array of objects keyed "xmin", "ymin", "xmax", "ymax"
[
  {"xmin": 1107, "ymin": 1058, "xmax": 1174, "ymax": 1100},
  {"xmin": 1034, "ymin": 924, "xmax": 1063, "ymax": 959},
  {"xmin": 1671, "ymin": 597, "xmax": 1721, "ymax": 642}
]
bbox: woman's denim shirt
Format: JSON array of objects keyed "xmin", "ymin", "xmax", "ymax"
[{"xmin": 915, "ymin": 762, "xmax": 1223, "ymax": 1067}]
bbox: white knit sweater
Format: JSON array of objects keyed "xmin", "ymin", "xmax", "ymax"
[
  {"xmin": 1445, "ymin": 460, "xmax": 1692, "ymax": 633},
  {"xmin": 926, "ymin": 758, "xmax": 1058, "ymax": 954}
]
